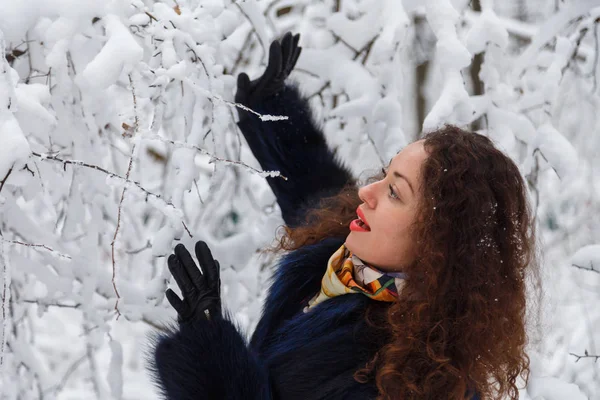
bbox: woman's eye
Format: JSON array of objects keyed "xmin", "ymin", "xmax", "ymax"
[
  {"xmin": 389, "ymin": 184, "xmax": 400, "ymax": 200},
  {"xmin": 381, "ymin": 167, "xmax": 387, "ymax": 177}
]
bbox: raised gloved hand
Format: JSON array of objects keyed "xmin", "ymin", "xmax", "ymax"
[
  {"xmin": 166, "ymin": 241, "xmax": 222, "ymax": 322},
  {"xmin": 235, "ymin": 32, "xmax": 302, "ymax": 121}
]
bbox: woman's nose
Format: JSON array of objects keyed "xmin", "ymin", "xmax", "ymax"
[{"xmin": 358, "ymin": 182, "xmax": 377, "ymax": 209}]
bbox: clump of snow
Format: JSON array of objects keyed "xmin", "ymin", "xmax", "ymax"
[
  {"xmin": 571, "ymin": 244, "xmax": 600, "ymax": 270},
  {"xmin": 107, "ymin": 340, "xmax": 124, "ymax": 400},
  {"xmin": 76, "ymin": 15, "xmax": 143, "ymax": 91},
  {"xmin": 422, "ymin": 0, "xmax": 474, "ymax": 130},
  {"xmin": 534, "ymin": 124, "xmax": 578, "ymax": 180},
  {"xmin": 259, "ymin": 114, "xmax": 289, "ymax": 122},
  {"xmin": 0, "ymin": 114, "xmax": 31, "ymax": 182},
  {"xmin": 526, "ymin": 376, "xmax": 587, "ymax": 400},
  {"xmin": 466, "ymin": 9, "xmax": 509, "ymax": 54}
]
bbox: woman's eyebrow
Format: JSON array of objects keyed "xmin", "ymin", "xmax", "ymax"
[
  {"xmin": 385, "ymin": 155, "xmax": 415, "ymax": 195},
  {"xmin": 392, "ymin": 171, "xmax": 414, "ymax": 195}
]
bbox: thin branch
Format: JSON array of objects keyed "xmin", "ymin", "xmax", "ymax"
[
  {"xmin": 125, "ymin": 241, "xmax": 151, "ymax": 255},
  {"xmin": 181, "ymin": 76, "xmax": 288, "ymax": 122},
  {"xmin": 85, "ymin": 342, "xmax": 103, "ymax": 397},
  {"xmin": 49, "ymin": 354, "xmax": 87, "ymax": 395},
  {"xmin": 307, "ymin": 81, "xmax": 331, "ymax": 103},
  {"xmin": 0, "ymin": 166, "xmax": 13, "ymax": 194},
  {"xmin": 182, "ymin": 221, "xmax": 192, "ymax": 238},
  {"xmin": 560, "ymin": 26, "xmax": 589, "ymax": 79},
  {"xmin": 361, "ymin": 117, "xmax": 386, "ymax": 167},
  {"xmin": 525, "ymin": 150, "xmax": 540, "ymax": 215},
  {"xmin": 572, "ymin": 262, "xmax": 599, "ymax": 273},
  {"xmin": 0, "ymin": 234, "xmax": 7, "ymax": 370},
  {"xmin": 354, "ymin": 34, "xmax": 379, "ymax": 65},
  {"xmin": 21, "ymin": 299, "xmax": 81, "ymax": 308},
  {"xmin": 234, "ymin": 3, "xmax": 266, "ymax": 55},
  {"xmin": 30, "ymin": 152, "xmax": 179, "ymax": 213},
  {"xmin": 532, "ymin": 148, "xmax": 561, "ymax": 180},
  {"xmin": 570, "ymin": 351, "xmax": 600, "ymax": 362},
  {"xmin": 25, "ymin": 32, "xmax": 33, "ymax": 82},
  {"xmin": 592, "ymin": 20, "xmax": 599, "ymax": 93},
  {"xmin": 111, "ymin": 74, "xmax": 140, "ymax": 319},
  {"xmin": 142, "ymin": 317, "xmax": 168, "ymax": 332},
  {"xmin": 143, "ymin": 133, "xmax": 288, "ymax": 180},
  {"xmin": 0, "ymin": 238, "xmax": 71, "ymax": 260},
  {"xmin": 520, "ymin": 101, "xmax": 551, "ymax": 114},
  {"xmin": 329, "ymin": 31, "xmax": 360, "ymax": 54},
  {"xmin": 145, "ymin": 11, "xmax": 158, "ymax": 22},
  {"xmin": 193, "ymin": 179, "xmax": 204, "ymax": 205},
  {"xmin": 21, "ymin": 164, "xmax": 34, "ymax": 177}
]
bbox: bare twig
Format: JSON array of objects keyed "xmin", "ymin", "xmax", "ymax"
[
  {"xmin": 182, "ymin": 221, "xmax": 192, "ymax": 238},
  {"xmin": 525, "ymin": 142, "xmax": 540, "ymax": 216},
  {"xmin": 0, "ymin": 166, "xmax": 13, "ymax": 194},
  {"xmin": 361, "ymin": 117, "xmax": 386, "ymax": 167},
  {"xmin": 560, "ymin": 25, "xmax": 589, "ymax": 79},
  {"xmin": 572, "ymin": 262, "xmax": 599, "ymax": 273},
  {"xmin": 307, "ymin": 82, "xmax": 331, "ymax": 103},
  {"xmin": 570, "ymin": 351, "xmax": 600, "ymax": 362},
  {"xmin": 329, "ymin": 31, "xmax": 360, "ymax": 54},
  {"xmin": 110, "ymin": 74, "xmax": 140, "ymax": 319},
  {"xmin": 25, "ymin": 33, "xmax": 33, "ymax": 82},
  {"xmin": 520, "ymin": 102, "xmax": 551, "ymax": 114},
  {"xmin": 234, "ymin": 3, "xmax": 266, "ymax": 55},
  {"xmin": 145, "ymin": 11, "xmax": 158, "ymax": 22},
  {"xmin": 533, "ymin": 148, "xmax": 561, "ymax": 180},
  {"xmin": 0, "ymin": 234, "xmax": 10, "ymax": 370},
  {"xmin": 85, "ymin": 342, "xmax": 103, "ymax": 397},
  {"xmin": 592, "ymin": 20, "xmax": 599, "ymax": 93},
  {"xmin": 49, "ymin": 354, "xmax": 87, "ymax": 395},
  {"xmin": 125, "ymin": 241, "xmax": 151, "ymax": 255},
  {"xmin": 181, "ymin": 40, "xmax": 217, "ymax": 145},
  {"xmin": 354, "ymin": 34, "xmax": 379, "ymax": 65},
  {"xmin": 21, "ymin": 164, "xmax": 34, "ymax": 177},
  {"xmin": 193, "ymin": 179, "xmax": 204, "ymax": 205}
]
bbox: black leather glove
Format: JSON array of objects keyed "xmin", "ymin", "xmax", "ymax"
[
  {"xmin": 166, "ymin": 241, "xmax": 222, "ymax": 322},
  {"xmin": 235, "ymin": 32, "xmax": 302, "ymax": 121}
]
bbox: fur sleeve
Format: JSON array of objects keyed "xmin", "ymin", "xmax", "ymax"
[
  {"xmin": 149, "ymin": 312, "xmax": 272, "ymax": 400},
  {"xmin": 237, "ymin": 85, "xmax": 354, "ymax": 227}
]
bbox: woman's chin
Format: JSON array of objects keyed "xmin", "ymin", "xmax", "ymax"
[{"xmin": 344, "ymin": 233, "xmax": 361, "ymax": 256}]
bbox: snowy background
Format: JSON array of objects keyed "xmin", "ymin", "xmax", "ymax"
[{"xmin": 0, "ymin": 0, "xmax": 598, "ymax": 398}]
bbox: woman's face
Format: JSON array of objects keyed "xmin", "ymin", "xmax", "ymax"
[{"xmin": 345, "ymin": 140, "xmax": 427, "ymax": 272}]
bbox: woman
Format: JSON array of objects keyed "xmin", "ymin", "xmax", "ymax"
[{"xmin": 149, "ymin": 33, "xmax": 538, "ymax": 400}]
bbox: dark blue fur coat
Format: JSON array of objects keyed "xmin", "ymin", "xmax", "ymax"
[{"xmin": 149, "ymin": 87, "xmax": 478, "ymax": 399}]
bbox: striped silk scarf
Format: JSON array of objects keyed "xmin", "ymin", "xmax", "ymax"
[{"xmin": 303, "ymin": 244, "xmax": 406, "ymax": 313}]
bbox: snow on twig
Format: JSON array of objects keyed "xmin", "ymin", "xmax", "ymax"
[
  {"xmin": 0, "ymin": 237, "xmax": 10, "ymax": 373},
  {"xmin": 30, "ymin": 152, "xmax": 179, "ymax": 208},
  {"xmin": 142, "ymin": 133, "xmax": 288, "ymax": 180},
  {"xmin": 0, "ymin": 238, "xmax": 72, "ymax": 260},
  {"xmin": 182, "ymin": 77, "xmax": 289, "ymax": 122}
]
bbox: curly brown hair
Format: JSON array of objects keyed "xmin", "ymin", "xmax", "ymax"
[{"xmin": 273, "ymin": 125, "xmax": 540, "ymax": 399}]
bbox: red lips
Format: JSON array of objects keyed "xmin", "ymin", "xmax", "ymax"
[{"xmin": 356, "ymin": 208, "xmax": 370, "ymax": 229}]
